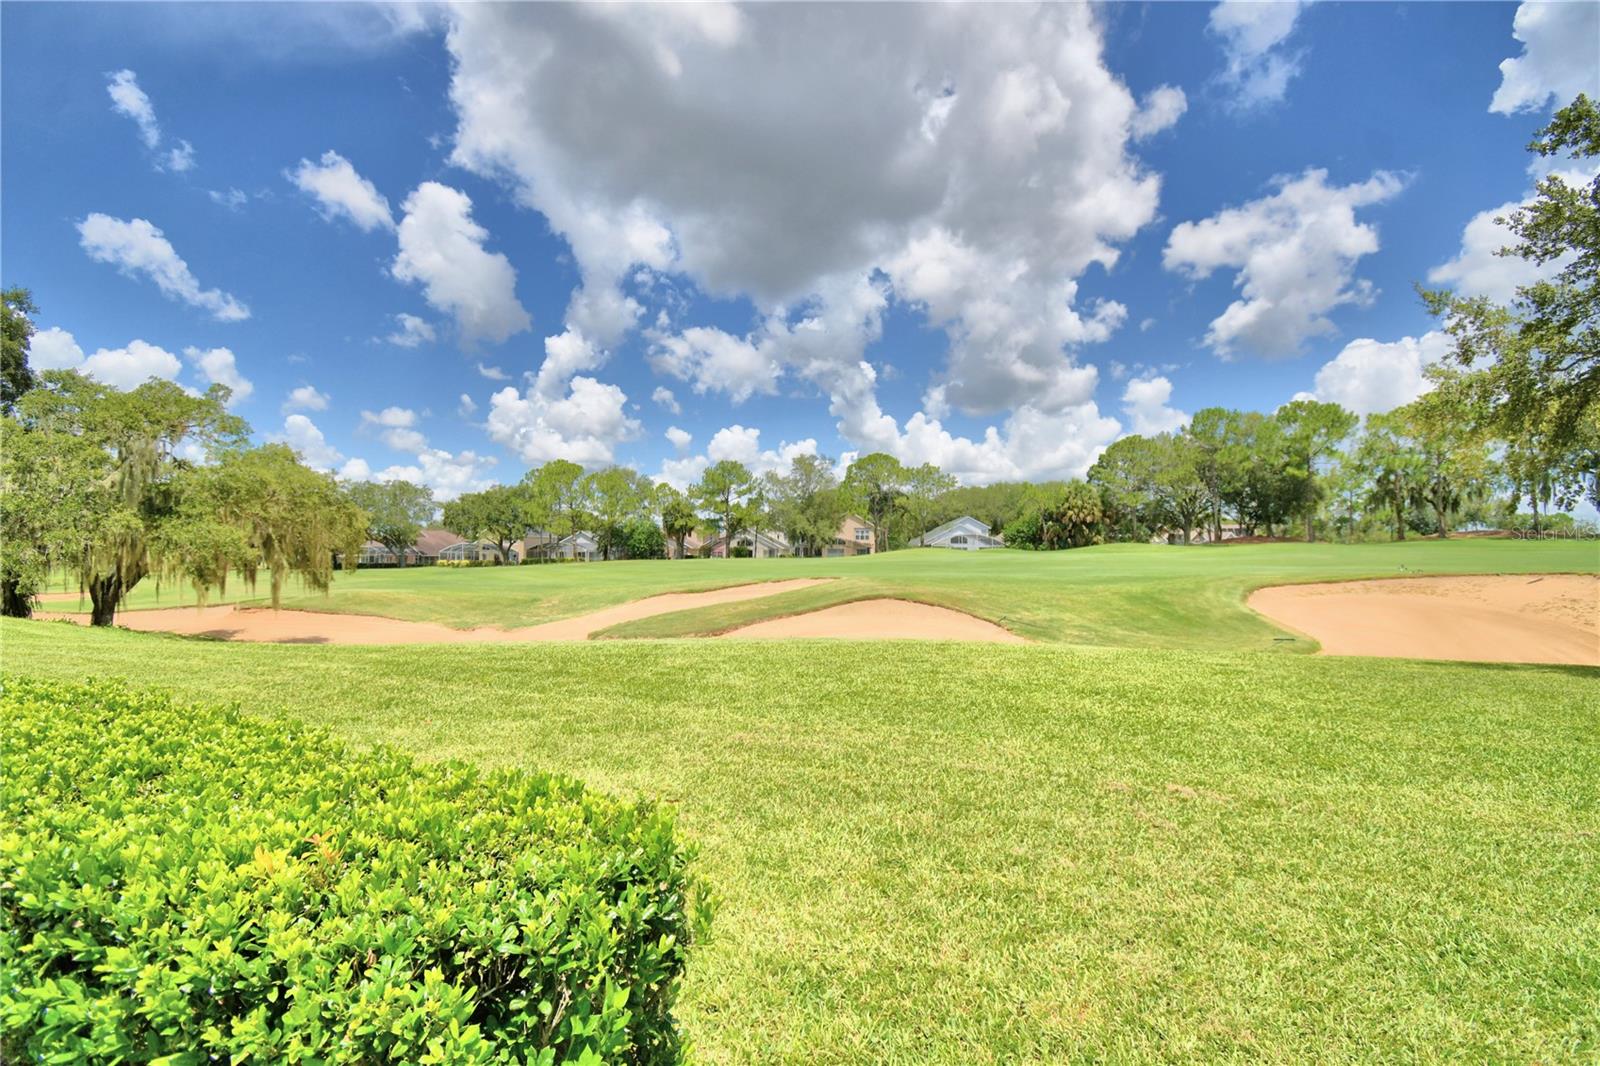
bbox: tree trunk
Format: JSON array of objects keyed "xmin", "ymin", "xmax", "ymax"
[
  {"xmin": 88, "ymin": 573, "xmax": 123, "ymax": 627},
  {"xmin": 1305, "ymin": 510, "xmax": 1315, "ymax": 543},
  {"xmin": 1, "ymin": 577, "xmax": 33, "ymax": 619},
  {"xmin": 1181, "ymin": 524, "xmax": 1191, "ymax": 546},
  {"xmin": 1393, "ymin": 499, "xmax": 1406, "ymax": 542}
]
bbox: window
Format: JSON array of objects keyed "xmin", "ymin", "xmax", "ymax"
[
  {"xmin": 854, "ymin": 527, "xmax": 870, "ymax": 541},
  {"xmin": 950, "ymin": 535, "xmax": 968, "ymax": 545}
]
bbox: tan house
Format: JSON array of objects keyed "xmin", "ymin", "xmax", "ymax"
[
  {"xmin": 668, "ymin": 532, "xmax": 704, "ymax": 560},
  {"xmin": 823, "ymin": 514, "xmax": 876, "ymax": 557}
]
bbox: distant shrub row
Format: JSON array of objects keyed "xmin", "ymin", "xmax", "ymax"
[{"xmin": 0, "ymin": 676, "xmax": 709, "ymax": 1064}]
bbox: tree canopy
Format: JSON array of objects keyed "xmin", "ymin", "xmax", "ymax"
[
  {"xmin": 3, "ymin": 370, "xmax": 366, "ymax": 623},
  {"xmin": 442, "ymin": 484, "xmax": 528, "ymax": 563},
  {"xmin": 343, "ymin": 479, "xmax": 435, "ymax": 564},
  {"xmin": 691, "ymin": 460, "xmax": 757, "ymax": 555},
  {"xmin": 2, "ymin": 287, "xmax": 39, "ymax": 415}
]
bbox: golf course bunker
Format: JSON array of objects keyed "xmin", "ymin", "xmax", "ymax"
[
  {"xmin": 1249, "ymin": 573, "xmax": 1599, "ymax": 665},
  {"xmin": 722, "ymin": 598, "xmax": 1026, "ymax": 643},
  {"xmin": 38, "ymin": 579, "xmax": 832, "ymax": 645}
]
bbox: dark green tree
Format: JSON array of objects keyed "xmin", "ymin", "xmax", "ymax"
[
  {"xmin": 842, "ymin": 452, "xmax": 906, "ymax": 553},
  {"xmin": 16, "ymin": 372, "xmax": 247, "ymax": 625},
  {"xmin": 442, "ymin": 484, "xmax": 529, "ymax": 563},
  {"xmin": 766, "ymin": 453, "xmax": 847, "ymax": 556},
  {"xmin": 691, "ymin": 460, "xmax": 756, "ymax": 558},
  {"xmin": 655, "ymin": 484, "xmax": 699, "ymax": 559},
  {"xmin": 1, "ymin": 287, "xmax": 39, "ymax": 414},
  {"xmin": 1276, "ymin": 399, "xmax": 1358, "ymax": 542},
  {"xmin": 1423, "ymin": 95, "xmax": 1599, "ymax": 453},
  {"xmin": 344, "ymin": 479, "xmax": 435, "ymax": 565}
]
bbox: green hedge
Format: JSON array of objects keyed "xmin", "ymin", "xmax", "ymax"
[{"xmin": 0, "ymin": 676, "xmax": 708, "ymax": 1064}]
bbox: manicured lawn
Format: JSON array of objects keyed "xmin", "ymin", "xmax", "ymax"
[
  {"xmin": 4, "ymin": 620, "xmax": 1596, "ymax": 1062},
  {"xmin": 41, "ymin": 538, "xmax": 1600, "ymax": 650}
]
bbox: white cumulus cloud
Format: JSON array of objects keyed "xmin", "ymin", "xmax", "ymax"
[
  {"xmin": 1164, "ymin": 168, "xmax": 1404, "ymax": 358},
  {"xmin": 24, "ymin": 327, "xmax": 185, "ymax": 391},
  {"xmin": 353, "ymin": 448, "xmax": 498, "ymax": 502},
  {"xmin": 87, "ymin": 340, "xmax": 184, "ymax": 390},
  {"xmin": 1208, "ymin": 0, "xmax": 1310, "ymax": 109},
  {"xmin": 30, "ymin": 327, "xmax": 86, "ymax": 371},
  {"xmin": 648, "ymin": 325, "xmax": 782, "ymax": 405},
  {"xmin": 283, "ymin": 384, "xmax": 330, "ymax": 413},
  {"xmin": 106, "ymin": 69, "xmax": 161, "ymax": 149},
  {"xmin": 1489, "ymin": 1, "xmax": 1600, "ymax": 114},
  {"xmin": 651, "ymin": 386, "xmax": 681, "ymax": 414},
  {"xmin": 288, "ymin": 150, "xmax": 395, "ymax": 231},
  {"xmin": 78, "ymin": 214, "xmax": 250, "ymax": 321},
  {"xmin": 183, "ymin": 346, "xmax": 253, "ymax": 405},
  {"xmin": 392, "ymin": 181, "xmax": 531, "ymax": 345},
  {"xmin": 106, "ymin": 70, "xmax": 197, "ymax": 172},
  {"xmin": 1428, "ymin": 164, "xmax": 1597, "ymax": 305},
  {"xmin": 275, "ymin": 414, "xmax": 344, "ymax": 471},
  {"xmin": 385, "ymin": 312, "xmax": 436, "ymax": 348},
  {"xmin": 442, "ymin": 3, "xmax": 1161, "ymax": 481},
  {"xmin": 485, "ymin": 376, "xmax": 642, "ymax": 466},
  {"xmin": 1304, "ymin": 331, "xmax": 1451, "ymax": 416},
  {"xmin": 163, "ymin": 140, "xmax": 196, "ymax": 173},
  {"xmin": 1130, "ymin": 85, "xmax": 1188, "ymax": 140},
  {"xmin": 360, "ymin": 405, "xmax": 427, "ymax": 451},
  {"xmin": 1122, "ymin": 375, "xmax": 1189, "ymax": 435}
]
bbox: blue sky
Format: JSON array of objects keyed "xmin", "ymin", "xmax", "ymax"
[{"xmin": 4, "ymin": 1, "xmax": 1597, "ymax": 499}]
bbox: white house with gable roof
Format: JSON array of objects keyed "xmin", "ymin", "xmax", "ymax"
[{"xmin": 912, "ymin": 515, "xmax": 1005, "ymax": 551}]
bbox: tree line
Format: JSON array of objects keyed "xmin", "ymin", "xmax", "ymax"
[
  {"xmin": 5, "ymin": 97, "xmax": 1594, "ymax": 611},
  {"xmin": 428, "ymin": 451, "xmax": 959, "ymax": 562},
  {"xmin": 1, "ymin": 363, "xmax": 367, "ymax": 626}
]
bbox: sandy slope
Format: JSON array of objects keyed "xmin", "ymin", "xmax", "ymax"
[
  {"xmin": 37, "ymin": 579, "xmax": 832, "ymax": 645},
  {"xmin": 721, "ymin": 598, "xmax": 1026, "ymax": 643},
  {"xmin": 1248, "ymin": 574, "xmax": 1599, "ymax": 665}
]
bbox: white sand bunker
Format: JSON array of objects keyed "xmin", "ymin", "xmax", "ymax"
[
  {"xmin": 1249, "ymin": 574, "xmax": 1598, "ymax": 666},
  {"xmin": 721, "ymin": 598, "xmax": 1025, "ymax": 643},
  {"xmin": 39, "ymin": 579, "xmax": 832, "ymax": 645}
]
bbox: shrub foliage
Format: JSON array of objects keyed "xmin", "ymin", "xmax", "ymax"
[{"xmin": 0, "ymin": 676, "xmax": 707, "ymax": 1064}]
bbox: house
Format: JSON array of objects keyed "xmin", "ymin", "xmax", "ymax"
[
  {"xmin": 703, "ymin": 529, "xmax": 792, "ymax": 558},
  {"xmin": 522, "ymin": 530, "xmax": 561, "ymax": 561},
  {"xmin": 350, "ymin": 541, "xmax": 418, "ymax": 568},
  {"xmin": 668, "ymin": 531, "xmax": 704, "ymax": 560},
  {"xmin": 912, "ymin": 515, "xmax": 1005, "ymax": 550},
  {"xmin": 822, "ymin": 514, "xmax": 876, "ymax": 557},
  {"xmin": 340, "ymin": 527, "xmax": 457, "ymax": 568},
  {"xmin": 552, "ymin": 531, "xmax": 603, "ymax": 562},
  {"xmin": 413, "ymin": 528, "xmax": 462, "ymax": 561},
  {"xmin": 1150, "ymin": 523, "xmax": 1246, "ymax": 546},
  {"xmin": 439, "ymin": 539, "xmax": 520, "ymax": 563}
]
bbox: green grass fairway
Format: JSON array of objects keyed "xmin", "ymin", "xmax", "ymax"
[
  {"xmin": 3, "ymin": 620, "xmax": 1597, "ymax": 1062},
  {"xmin": 40, "ymin": 538, "xmax": 1600, "ymax": 650}
]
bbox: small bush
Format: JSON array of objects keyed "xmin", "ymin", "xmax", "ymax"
[{"xmin": 0, "ymin": 676, "xmax": 708, "ymax": 1064}]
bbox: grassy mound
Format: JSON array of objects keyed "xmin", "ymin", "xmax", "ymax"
[{"xmin": 0, "ymin": 676, "xmax": 708, "ymax": 1065}]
